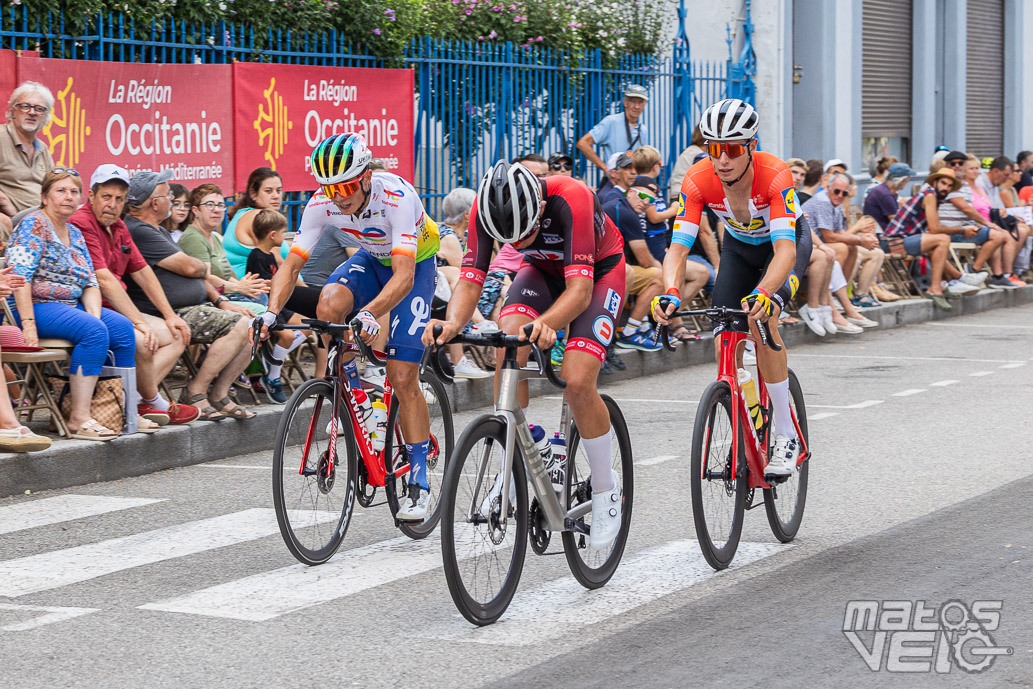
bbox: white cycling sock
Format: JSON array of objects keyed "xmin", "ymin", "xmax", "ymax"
[
  {"xmin": 581, "ymin": 433, "xmax": 614, "ymax": 492},
  {"xmin": 268, "ymin": 330, "xmax": 306, "ymax": 380},
  {"xmin": 766, "ymin": 378, "xmax": 797, "ymax": 440},
  {"xmin": 621, "ymin": 318, "xmax": 641, "ymax": 338}
]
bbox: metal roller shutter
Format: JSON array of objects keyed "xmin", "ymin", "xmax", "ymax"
[
  {"xmin": 966, "ymin": 0, "xmax": 1004, "ymax": 157},
  {"xmin": 862, "ymin": 0, "xmax": 913, "ymax": 139}
]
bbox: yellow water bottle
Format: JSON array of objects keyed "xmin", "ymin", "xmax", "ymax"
[
  {"xmin": 737, "ymin": 368, "xmax": 764, "ymax": 431},
  {"xmin": 370, "ymin": 399, "xmax": 388, "ymax": 452}
]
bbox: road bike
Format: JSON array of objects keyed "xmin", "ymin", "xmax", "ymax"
[
  {"xmin": 255, "ymin": 318, "xmax": 454, "ymax": 565},
  {"xmin": 659, "ymin": 307, "xmax": 809, "ymax": 570},
  {"xmin": 427, "ymin": 324, "xmax": 633, "ymax": 625}
]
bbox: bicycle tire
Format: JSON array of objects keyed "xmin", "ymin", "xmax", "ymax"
[
  {"xmin": 384, "ymin": 372, "xmax": 455, "ymax": 539},
  {"xmin": 690, "ymin": 380, "xmax": 748, "ymax": 571},
  {"xmin": 272, "ymin": 378, "xmax": 357, "ymax": 565},
  {"xmin": 561, "ymin": 394, "xmax": 634, "ymax": 589},
  {"xmin": 763, "ymin": 369, "xmax": 809, "ymax": 542},
  {"xmin": 441, "ymin": 415, "xmax": 528, "ymax": 626}
]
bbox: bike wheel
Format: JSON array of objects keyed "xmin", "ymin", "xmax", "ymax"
[
  {"xmin": 384, "ymin": 373, "xmax": 455, "ymax": 538},
  {"xmin": 561, "ymin": 394, "xmax": 634, "ymax": 589},
  {"xmin": 763, "ymin": 369, "xmax": 809, "ymax": 542},
  {"xmin": 272, "ymin": 379, "xmax": 357, "ymax": 565},
  {"xmin": 691, "ymin": 380, "xmax": 748, "ymax": 571},
  {"xmin": 441, "ymin": 415, "xmax": 528, "ymax": 626}
]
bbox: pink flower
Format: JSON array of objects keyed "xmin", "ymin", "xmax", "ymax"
[
  {"xmin": 488, "ymin": 29, "xmax": 498, "ymax": 38},
  {"xmin": 372, "ymin": 28, "xmax": 381, "ymax": 34},
  {"xmin": 536, "ymin": 35, "xmax": 543, "ymax": 41},
  {"xmin": 465, "ymin": 8, "xmax": 472, "ymax": 14}
]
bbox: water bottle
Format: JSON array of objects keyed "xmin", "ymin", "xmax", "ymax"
[
  {"xmin": 370, "ymin": 399, "xmax": 388, "ymax": 452},
  {"xmin": 548, "ymin": 432, "xmax": 566, "ymax": 492},
  {"xmin": 353, "ymin": 387, "xmax": 374, "ymax": 432},
  {"xmin": 530, "ymin": 424, "xmax": 553, "ymax": 466},
  {"xmin": 737, "ymin": 368, "xmax": 764, "ymax": 431}
]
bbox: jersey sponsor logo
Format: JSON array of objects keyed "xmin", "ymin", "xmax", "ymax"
[
  {"xmin": 564, "ymin": 265, "xmax": 594, "ymax": 280},
  {"xmin": 781, "ymin": 187, "xmax": 796, "ymax": 215},
  {"xmin": 573, "ymin": 253, "xmax": 594, "ymax": 262},
  {"xmin": 361, "ymin": 209, "xmax": 385, "ymax": 219},
  {"xmin": 401, "ymin": 232, "xmax": 417, "ymax": 242},
  {"xmin": 604, "ymin": 288, "xmax": 622, "ymax": 318},
  {"xmin": 520, "ymin": 288, "xmax": 539, "ymax": 297},
  {"xmin": 592, "ymin": 315, "xmax": 614, "ymax": 346},
  {"xmin": 787, "ymin": 270, "xmax": 800, "ymax": 298},
  {"xmin": 541, "ymin": 217, "xmax": 552, "ymax": 229},
  {"xmin": 500, "ymin": 303, "xmax": 540, "ymax": 320},
  {"xmin": 407, "ymin": 296, "xmax": 430, "ymax": 336},
  {"xmin": 523, "ymin": 249, "xmax": 565, "ymax": 261},
  {"xmin": 384, "ymin": 189, "xmax": 405, "ymax": 201},
  {"xmin": 726, "ymin": 218, "xmax": 766, "ymax": 232},
  {"xmin": 678, "ymin": 192, "xmax": 687, "ymax": 214},
  {"xmin": 348, "ymin": 263, "xmax": 366, "ymax": 274},
  {"xmin": 339, "ymin": 226, "xmax": 388, "ymax": 243},
  {"xmin": 543, "ymin": 234, "xmax": 564, "ymax": 244},
  {"xmin": 461, "ymin": 269, "xmax": 485, "ymax": 285}
]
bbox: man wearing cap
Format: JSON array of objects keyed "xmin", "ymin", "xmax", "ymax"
[
  {"xmin": 70, "ymin": 165, "xmax": 199, "ymax": 426},
  {"xmin": 883, "ymin": 168, "xmax": 973, "ymax": 310},
  {"xmin": 863, "ymin": 162, "xmax": 915, "ymax": 232},
  {"xmin": 597, "ymin": 152, "xmax": 636, "ymax": 206},
  {"xmin": 547, "ymin": 152, "xmax": 573, "ymax": 177},
  {"xmin": 976, "ymin": 156, "xmax": 1029, "ymax": 287},
  {"xmin": 576, "ymin": 84, "xmax": 650, "ymax": 175},
  {"xmin": 937, "ymin": 152, "xmax": 1007, "ymax": 287},
  {"xmin": 125, "ymin": 170, "xmax": 257, "ymax": 422}
]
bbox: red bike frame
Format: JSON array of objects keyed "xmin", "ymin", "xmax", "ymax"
[{"xmin": 712, "ymin": 329, "xmax": 809, "ymax": 490}]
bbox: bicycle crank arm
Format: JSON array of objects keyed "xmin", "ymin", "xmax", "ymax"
[{"xmin": 564, "ymin": 518, "xmax": 590, "ymax": 535}]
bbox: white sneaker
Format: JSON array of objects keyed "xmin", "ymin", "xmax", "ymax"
[
  {"xmin": 453, "ymin": 355, "xmax": 492, "ymax": 379},
  {"xmin": 846, "ymin": 315, "xmax": 879, "ymax": 328},
  {"xmin": 835, "ymin": 320, "xmax": 864, "ymax": 334},
  {"xmin": 480, "ymin": 472, "xmax": 517, "ymax": 516},
  {"xmin": 396, "ymin": 484, "xmax": 430, "ymax": 521},
  {"xmin": 945, "ymin": 280, "xmax": 978, "ymax": 296},
  {"xmin": 471, "ymin": 320, "xmax": 500, "ymax": 334},
  {"xmin": 589, "ymin": 471, "xmax": 622, "ymax": 549},
  {"xmin": 820, "ymin": 306, "xmax": 838, "ymax": 334},
  {"xmin": 419, "ymin": 382, "xmax": 437, "ymax": 405},
  {"xmin": 765, "ymin": 435, "xmax": 799, "ymax": 478},
  {"xmin": 797, "ymin": 305, "xmax": 827, "ymax": 337},
  {"xmin": 362, "ymin": 365, "xmax": 387, "ymax": 390},
  {"xmin": 960, "ymin": 271, "xmax": 988, "ymax": 287}
]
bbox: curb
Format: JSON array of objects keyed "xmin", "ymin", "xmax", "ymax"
[{"xmin": 2, "ymin": 286, "xmax": 1031, "ymax": 498}]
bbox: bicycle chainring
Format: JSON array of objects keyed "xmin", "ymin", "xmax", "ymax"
[
  {"xmin": 528, "ymin": 498, "xmax": 551, "ymax": 555},
  {"xmin": 356, "ymin": 460, "xmax": 376, "ymax": 507}
]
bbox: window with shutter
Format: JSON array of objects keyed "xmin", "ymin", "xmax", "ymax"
[
  {"xmin": 966, "ymin": 0, "xmax": 1004, "ymax": 158},
  {"xmin": 861, "ymin": 0, "xmax": 913, "ymax": 173}
]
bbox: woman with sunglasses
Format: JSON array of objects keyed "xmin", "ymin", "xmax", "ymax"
[
  {"xmin": 653, "ymin": 98, "xmax": 811, "ymax": 480},
  {"xmin": 255, "ymin": 133, "xmax": 441, "ymax": 522}
]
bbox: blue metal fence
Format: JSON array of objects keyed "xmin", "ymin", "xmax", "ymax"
[{"xmin": 2, "ymin": 2, "xmax": 754, "ymax": 224}]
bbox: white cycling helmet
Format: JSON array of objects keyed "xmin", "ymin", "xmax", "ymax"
[
  {"xmin": 475, "ymin": 161, "xmax": 542, "ymax": 244},
  {"xmin": 699, "ymin": 99, "xmax": 759, "ymax": 142},
  {"xmin": 310, "ymin": 133, "xmax": 372, "ymax": 185}
]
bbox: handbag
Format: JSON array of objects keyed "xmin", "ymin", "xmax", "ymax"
[{"xmin": 48, "ymin": 375, "xmax": 125, "ymax": 435}]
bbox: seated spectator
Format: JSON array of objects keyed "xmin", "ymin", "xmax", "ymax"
[
  {"xmin": 937, "ymin": 154, "xmax": 1007, "ymax": 284},
  {"xmin": 632, "ymin": 145, "xmax": 680, "ymax": 236},
  {"xmin": 547, "ymin": 152, "xmax": 574, "ymax": 177},
  {"xmin": 976, "ymin": 156, "xmax": 1029, "ymax": 287},
  {"xmin": 870, "ymin": 156, "xmax": 899, "ymax": 185},
  {"xmin": 71, "ymin": 164, "xmax": 199, "ymax": 426},
  {"xmin": 597, "ymin": 152, "xmax": 636, "ymax": 207},
  {"xmin": 8, "ymin": 169, "xmax": 138, "ymax": 440},
  {"xmin": 162, "ymin": 183, "xmax": 191, "ymax": 242},
  {"xmin": 178, "ymin": 184, "xmax": 269, "ymax": 312},
  {"xmin": 125, "ymin": 170, "xmax": 256, "ymax": 421},
  {"xmin": 0, "ymin": 261, "xmax": 50, "ymax": 451},
  {"xmin": 223, "ymin": 168, "xmax": 288, "ymax": 279},
  {"xmin": 245, "ymin": 210, "xmax": 310, "ymax": 401},
  {"xmin": 477, "ymin": 243, "xmax": 520, "ymax": 325},
  {"xmin": 601, "ymin": 176, "xmax": 663, "ymax": 351},
  {"xmin": 883, "ymin": 168, "xmax": 969, "ymax": 310},
  {"xmin": 512, "ymin": 153, "xmax": 547, "ymax": 178},
  {"xmin": 864, "ymin": 162, "xmax": 913, "ymax": 232},
  {"xmin": 797, "ymin": 159, "xmax": 824, "ymax": 205}
]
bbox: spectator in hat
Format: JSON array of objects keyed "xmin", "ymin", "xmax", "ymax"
[
  {"xmin": 547, "ymin": 153, "xmax": 574, "ymax": 177},
  {"xmin": 864, "ymin": 162, "xmax": 914, "ymax": 232},
  {"xmin": 125, "ymin": 170, "xmax": 257, "ymax": 421},
  {"xmin": 936, "ymin": 154, "xmax": 1006, "ymax": 285},
  {"xmin": 976, "ymin": 156, "xmax": 1029, "ymax": 287},
  {"xmin": 596, "ymin": 152, "xmax": 636, "ymax": 206},
  {"xmin": 576, "ymin": 84, "xmax": 650, "ymax": 174},
  {"xmin": 71, "ymin": 164, "xmax": 200, "ymax": 426}
]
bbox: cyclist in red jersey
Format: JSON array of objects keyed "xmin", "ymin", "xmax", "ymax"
[
  {"xmin": 653, "ymin": 99, "xmax": 809, "ymax": 479},
  {"xmin": 424, "ymin": 161, "xmax": 627, "ymax": 548}
]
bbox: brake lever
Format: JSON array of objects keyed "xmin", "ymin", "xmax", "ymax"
[{"xmin": 349, "ymin": 318, "xmax": 387, "ymax": 366}]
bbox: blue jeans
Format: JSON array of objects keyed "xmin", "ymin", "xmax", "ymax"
[{"xmin": 14, "ymin": 302, "xmax": 135, "ymax": 376}]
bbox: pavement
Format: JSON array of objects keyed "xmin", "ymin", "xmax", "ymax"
[
  {"xmin": 0, "ymin": 302, "xmax": 1030, "ymax": 687},
  {"xmin": 1, "ymin": 284, "xmax": 1030, "ymax": 499}
]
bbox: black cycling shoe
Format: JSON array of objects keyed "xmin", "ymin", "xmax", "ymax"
[{"xmin": 607, "ymin": 346, "xmax": 627, "ymax": 371}]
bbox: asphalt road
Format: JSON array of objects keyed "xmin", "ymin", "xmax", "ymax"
[{"xmin": 0, "ymin": 303, "xmax": 1031, "ymax": 688}]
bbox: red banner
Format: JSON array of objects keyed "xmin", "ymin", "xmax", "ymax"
[
  {"xmin": 232, "ymin": 62, "xmax": 414, "ymax": 191},
  {"xmin": 17, "ymin": 57, "xmax": 234, "ymax": 190},
  {"xmin": 0, "ymin": 50, "xmax": 15, "ymax": 105}
]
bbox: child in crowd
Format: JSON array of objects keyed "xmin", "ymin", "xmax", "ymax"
[{"xmin": 246, "ymin": 210, "xmax": 307, "ymax": 403}]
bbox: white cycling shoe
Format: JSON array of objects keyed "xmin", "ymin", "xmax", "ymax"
[
  {"xmin": 396, "ymin": 485, "xmax": 430, "ymax": 522},
  {"xmin": 765, "ymin": 435, "xmax": 799, "ymax": 478},
  {"xmin": 480, "ymin": 472, "xmax": 517, "ymax": 516},
  {"xmin": 589, "ymin": 471, "xmax": 622, "ymax": 549}
]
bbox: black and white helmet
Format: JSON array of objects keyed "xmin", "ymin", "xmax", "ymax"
[
  {"xmin": 475, "ymin": 161, "xmax": 542, "ymax": 244},
  {"xmin": 699, "ymin": 99, "xmax": 759, "ymax": 141}
]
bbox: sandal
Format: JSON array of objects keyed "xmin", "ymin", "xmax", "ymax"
[
  {"xmin": 136, "ymin": 415, "xmax": 161, "ymax": 434},
  {"xmin": 672, "ymin": 326, "xmax": 702, "ymax": 342},
  {"xmin": 179, "ymin": 391, "xmax": 225, "ymax": 422},
  {"xmin": 211, "ymin": 397, "xmax": 256, "ymax": 420},
  {"xmin": 0, "ymin": 426, "xmax": 52, "ymax": 452},
  {"xmin": 70, "ymin": 418, "xmax": 118, "ymax": 442}
]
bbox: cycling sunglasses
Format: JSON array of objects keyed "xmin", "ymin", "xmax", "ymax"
[
  {"xmin": 706, "ymin": 141, "xmax": 750, "ymax": 159},
  {"xmin": 321, "ymin": 178, "xmax": 363, "ymax": 199},
  {"xmin": 550, "ymin": 163, "xmax": 572, "ymax": 171},
  {"xmin": 630, "ymin": 189, "xmax": 655, "ymax": 203}
]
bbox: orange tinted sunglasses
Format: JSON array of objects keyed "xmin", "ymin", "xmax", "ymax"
[
  {"xmin": 321, "ymin": 179, "xmax": 363, "ymax": 199},
  {"xmin": 706, "ymin": 142, "xmax": 749, "ymax": 159}
]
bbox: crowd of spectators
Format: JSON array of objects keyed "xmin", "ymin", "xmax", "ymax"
[{"xmin": 0, "ymin": 77, "xmax": 1031, "ymax": 452}]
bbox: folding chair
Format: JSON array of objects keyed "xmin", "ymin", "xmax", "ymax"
[
  {"xmin": 948, "ymin": 241, "xmax": 979, "ymax": 274},
  {"xmin": 879, "ymin": 258, "xmax": 923, "ymax": 298},
  {"xmin": 2, "ymin": 347, "xmax": 71, "ymax": 437}
]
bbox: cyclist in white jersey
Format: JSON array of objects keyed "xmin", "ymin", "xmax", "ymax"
[{"xmin": 253, "ymin": 133, "xmax": 440, "ymax": 521}]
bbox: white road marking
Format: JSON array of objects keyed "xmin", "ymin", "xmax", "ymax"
[
  {"xmin": 423, "ymin": 540, "xmax": 783, "ymax": 645},
  {"xmin": 544, "ymin": 396, "xmax": 697, "ymax": 405},
  {"xmin": 929, "ymin": 380, "xmax": 960, "ymax": 387},
  {"xmin": 808, "ymin": 412, "xmax": 840, "ymax": 421},
  {"xmin": 0, "ymin": 495, "xmax": 163, "ymax": 536},
  {"xmin": 999, "ymin": 362, "xmax": 1027, "ymax": 369},
  {"xmin": 792, "ymin": 354, "xmax": 1024, "ymax": 364},
  {"xmin": 893, "ymin": 389, "xmax": 927, "ymax": 396},
  {"xmin": 0, "ymin": 603, "xmax": 99, "ymax": 632},
  {"xmin": 925, "ymin": 322, "xmax": 1033, "ymax": 330},
  {"xmin": 637, "ymin": 454, "xmax": 679, "ymax": 466},
  {"xmin": 0, "ymin": 509, "xmax": 338, "ymax": 598},
  {"xmin": 809, "ymin": 400, "xmax": 884, "ymax": 409},
  {"xmin": 968, "ymin": 371, "xmax": 995, "ymax": 377},
  {"xmin": 198, "ymin": 464, "xmax": 269, "ymax": 470}
]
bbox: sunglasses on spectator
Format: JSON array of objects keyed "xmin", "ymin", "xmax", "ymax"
[
  {"xmin": 829, "ymin": 188, "xmax": 850, "ymax": 198},
  {"xmin": 706, "ymin": 141, "xmax": 749, "ymax": 159},
  {"xmin": 947, "ymin": 160, "xmax": 965, "ymax": 167},
  {"xmin": 629, "ymin": 190, "xmax": 655, "ymax": 203},
  {"xmin": 14, "ymin": 103, "xmax": 48, "ymax": 114},
  {"xmin": 550, "ymin": 163, "xmax": 572, "ymax": 171},
  {"xmin": 51, "ymin": 168, "xmax": 81, "ymax": 176},
  {"xmin": 196, "ymin": 201, "xmax": 227, "ymax": 210},
  {"xmin": 321, "ymin": 179, "xmax": 363, "ymax": 199}
]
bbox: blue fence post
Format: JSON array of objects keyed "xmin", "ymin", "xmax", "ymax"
[{"xmin": 671, "ymin": 0, "xmax": 692, "ymax": 185}]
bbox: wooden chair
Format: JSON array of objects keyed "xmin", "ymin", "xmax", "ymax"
[
  {"xmin": 948, "ymin": 241, "xmax": 979, "ymax": 274},
  {"xmin": 880, "ymin": 257, "xmax": 924, "ymax": 298},
  {"xmin": 2, "ymin": 347, "xmax": 71, "ymax": 437}
]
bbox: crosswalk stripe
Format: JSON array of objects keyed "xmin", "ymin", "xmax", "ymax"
[
  {"xmin": 140, "ymin": 533, "xmax": 449, "ymax": 621},
  {"xmin": 0, "ymin": 508, "xmax": 338, "ymax": 598},
  {"xmin": 423, "ymin": 539, "xmax": 783, "ymax": 645},
  {"xmin": 0, "ymin": 603, "xmax": 100, "ymax": 632},
  {"xmin": 0, "ymin": 495, "xmax": 164, "ymax": 536},
  {"xmin": 637, "ymin": 454, "xmax": 678, "ymax": 466}
]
